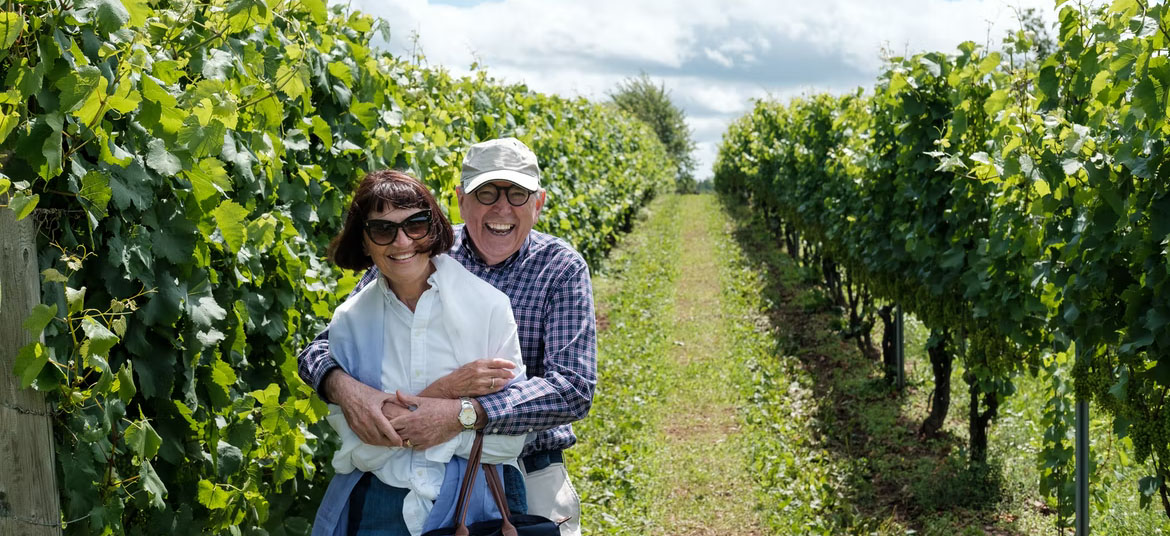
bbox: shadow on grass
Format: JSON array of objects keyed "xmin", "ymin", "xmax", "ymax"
[{"xmin": 718, "ymin": 194, "xmax": 1011, "ymax": 534}]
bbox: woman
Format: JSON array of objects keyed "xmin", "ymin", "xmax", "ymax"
[{"xmin": 312, "ymin": 170, "xmax": 526, "ymax": 536}]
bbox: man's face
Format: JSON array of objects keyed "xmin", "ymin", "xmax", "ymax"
[{"xmin": 457, "ymin": 180, "xmax": 545, "ymax": 266}]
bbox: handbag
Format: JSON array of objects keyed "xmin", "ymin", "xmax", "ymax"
[{"xmin": 421, "ymin": 431, "xmax": 562, "ymax": 536}]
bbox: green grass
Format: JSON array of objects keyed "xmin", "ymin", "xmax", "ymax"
[{"xmin": 569, "ymin": 194, "xmax": 681, "ymax": 535}]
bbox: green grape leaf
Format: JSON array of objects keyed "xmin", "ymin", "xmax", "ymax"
[
  {"xmin": 107, "ymin": 81, "xmax": 142, "ymax": 114},
  {"xmin": 351, "ymin": 102, "xmax": 377, "ymax": 129},
  {"xmin": 301, "ymin": 0, "xmax": 327, "ymax": 24},
  {"xmin": 246, "ymin": 214, "xmax": 277, "ymax": 251},
  {"xmin": 81, "ymin": 317, "xmax": 119, "ymax": 359},
  {"xmin": 79, "ymin": 170, "xmax": 112, "ymax": 226},
  {"xmin": 1133, "ymin": 77, "xmax": 1162, "ymax": 121},
  {"xmin": 276, "ymin": 64, "xmax": 307, "ymax": 100},
  {"xmin": 977, "ymin": 52, "xmax": 1001, "ymax": 75},
  {"xmin": 0, "ymin": 12, "xmax": 23, "ymax": 50},
  {"xmin": 0, "ymin": 109, "xmax": 19, "ymax": 145},
  {"xmin": 1146, "ymin": 308, "xmax": 1170, "ymax": 332},
  {"xmin": 13, "ymin": 342, "xmax": 48, "ymax": 388},
  {"xmin": 188, "ymin": 295, "xmax": 227, "ymax": 328},
  {"xmin": 108, "ymin": 160, "xmax": 155, "ymax": 211},
  {"xmin": 139, "ymin": 461, "xmax": 167, "ymax": 509},
  {"xmin": 197, "ymin": 479, "xmax": 233, "ymax": 510},
  {"xmin": 117, "ymin": 362, "xmax": 136, "ymax": 403},
  {"xmin": 984, "ymin": 89, "xmax": 1010, "ymax": 116},
  {"xmin": 40, "ymin": 268, "xmax": 68, "ymax": 284},
  {"xmin": 212, "ymin": 200, "xmax": 249, "ymax": 254},
  {"xmin": 23, "ymin": 303, "xmax": 57, "ymax": 336},
  {"xmin": 187, "ymin": 157, "xmax": 233, "ymax": 207},
  {"xmin": 66, "ymin": 286, "xmax": 86, "ymax": 315},
  {"xmin": 125, "ymin": 417, "xmax": 162, "ymax": 459},
  {"xmin": 250, "ymin": 383, "xmax": 281, "ymax": 407},
  {"xmin": 8, "ymin": 191, "xmax": 39, "ymax": 220},
  {"xmin": 177, "ymin": 116, "xmax": 226, "ymax": 158},
  {"xmin": 202, "ymin": 49, "xmax": 234, "ymax": 81},
  {"xmin": 92, "ymin": 0, "xmax": 130, "ymax": 34},
  {"xmin": 310, "ymin": 115, "xmax": 333, "ymax": 151},
  {"xmin": 146, "ymin": 138, "xmax": 182, "ymax": 176},
  {"xmin": 211, "ymin": 357, "xmax": 237, "ymax": 388},
  {"xmin": 216, "ymin": 440, "xmax": 243, "ymax": 478},
  {"xmin": 56, "ymin": 65, "xmax": 103, "ymax": 113}
]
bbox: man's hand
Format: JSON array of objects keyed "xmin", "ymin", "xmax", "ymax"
[
  {"xmin": 324, "ymin": 370, "xmax": 404, "ymax": 447},
  {"xmin": 419, "ymin": 358, "xmax": 516, "ymax": 399},
  {"xmin": 390, "ymin": 391, "xmax": 464, "ymax": 450}
]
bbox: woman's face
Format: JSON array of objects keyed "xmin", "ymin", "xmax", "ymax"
[{"xmin": 364, "ymin": 204, "xmax": 433, "ymax": 287}]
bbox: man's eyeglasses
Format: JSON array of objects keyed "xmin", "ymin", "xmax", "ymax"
[
  {"xmin": 363, "ymin": 210, "xmax": 432, "ymax": 245},
  {"xmin": 473, "ymin": 184, "xmax": 535, "ymax": 207}
]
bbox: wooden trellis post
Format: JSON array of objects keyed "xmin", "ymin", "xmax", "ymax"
[{"xmin": 0, "ymin": 207, "xmax": 62, "ymax": 535}]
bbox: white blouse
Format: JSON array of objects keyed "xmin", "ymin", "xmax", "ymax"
[{"xmin": 325, "ymin": 254, "xmax": 527, "ymax": 536}]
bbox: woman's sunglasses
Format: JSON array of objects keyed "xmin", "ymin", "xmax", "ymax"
[{"xmin": 363, "ymin": 210, "xmax": 432, "ymax": 245}]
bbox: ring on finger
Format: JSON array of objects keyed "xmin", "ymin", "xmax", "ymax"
[
  {"xmin": 403, "ymin": 438, "xmax": 412, "ymax": 448},
  {"xmin": 490, "ymin": 377, "xmax": 496, "ymax": 390}
]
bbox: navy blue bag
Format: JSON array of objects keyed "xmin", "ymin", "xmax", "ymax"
[{"xmin": 422, "ymin": 431, "xmax": 562, "ymax": 536}]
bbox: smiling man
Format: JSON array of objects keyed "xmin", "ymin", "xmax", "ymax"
[{"xmin": 299, "ymin": 138, "xmax": 597, "ymax": 536}]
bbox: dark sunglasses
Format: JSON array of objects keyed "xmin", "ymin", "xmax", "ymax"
[
  {"xmin": 363, "ymin": 210, "xmax": 432, "ymax": 245},
  {"xmin": 474, "ymin": 184, "xmax": 534, "ymax": 207}
]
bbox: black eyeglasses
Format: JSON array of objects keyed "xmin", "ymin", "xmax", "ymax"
[
  {"xmin": 474, "ymin": 185, "xmax": 535, "ymax": 207},
  {"xmin": 363, "ymin": 210, "xmax": 432, "ymax": 245}
]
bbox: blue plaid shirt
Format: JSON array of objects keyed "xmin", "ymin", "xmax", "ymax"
[{"xmin": 298, "ymin": 225, "xmax": 598, "ymax": 455}]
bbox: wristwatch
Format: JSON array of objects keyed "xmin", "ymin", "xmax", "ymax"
[{"xmin": 458, "ymin": 397, "xmax": 478, "ymax": 430}]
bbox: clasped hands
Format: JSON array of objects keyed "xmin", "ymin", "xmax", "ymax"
[{"xmin": 328, "ymin": 358, "xmax": 515, "ymax": 450}]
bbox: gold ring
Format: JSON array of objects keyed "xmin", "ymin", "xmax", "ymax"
[
  {"xmin": 490, "ymin": 377, "xmax": 496, "ymax": 389},
  {"xmin": 403, "ymin": 438, "xmax": 412, "ymax": 448}
]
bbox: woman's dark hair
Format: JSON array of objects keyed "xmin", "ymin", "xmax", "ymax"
[{"xmin": 328, "ymin": 170, "xmax": 455, "ymax": 270}]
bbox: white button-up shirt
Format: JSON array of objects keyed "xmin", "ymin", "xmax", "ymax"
[{"xmin": 325, "ymin": 254, "xmax": 526, "ymax": 536}]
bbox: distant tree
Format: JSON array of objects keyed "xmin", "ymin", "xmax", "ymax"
[
  {"xmin": 609, "ymin": 73, "xmax": 698, "ymax": 193},
  {"xmin": 1008, "ymin": 7, "xmax": 1056, "ymax": 63}
]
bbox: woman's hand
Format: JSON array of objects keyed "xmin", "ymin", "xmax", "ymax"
[{"xmin": 420, "ymin": 358, "xmax": 517, "ymax": 399}]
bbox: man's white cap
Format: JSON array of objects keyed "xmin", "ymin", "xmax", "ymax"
[{"xmin": 460, "ymin": 137, "xmax": 542, "ymax": 193}]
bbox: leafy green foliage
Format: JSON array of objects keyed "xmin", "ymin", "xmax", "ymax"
[
  {"xmin": 610, "ymin": 73, "xmax": 697, "ymax": 193},
  {"xmin": 715, "ymin": 0, "xmax": 1170, "ymax": 523},
  {"xmin": 1, "ymin": 0, "xmax": 671, "ymax": 533}
]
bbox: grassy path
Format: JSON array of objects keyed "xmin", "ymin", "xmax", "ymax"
[
  {"xmin": 570, "ymin": 194, "xmax": 813, "ymax": 535},
  {"xmin": 642, "ymin": 195, "xmax": 764, "ymax": 534}
]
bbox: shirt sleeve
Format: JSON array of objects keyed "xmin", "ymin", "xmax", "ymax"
[
  {"xmin": 476, "ymin": 257, "xmax": 597, "ymax": 434},
  {"xmin": 296, "ymin": 267, "xmax": 381, "ymax": 402}
]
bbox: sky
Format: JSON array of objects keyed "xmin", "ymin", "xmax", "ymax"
[{"xmin": 343, "ymin": 0, "xmax": 1063, "ymax": 180}]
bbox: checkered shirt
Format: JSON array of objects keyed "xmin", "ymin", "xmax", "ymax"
[{"xmin": 297, "ymin": 225, "xmax": 598, "ymax": 455}]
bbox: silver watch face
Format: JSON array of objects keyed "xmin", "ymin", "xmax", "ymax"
[{"xmin": 459, "ymin": 400, "xmax": 476, "ymax": 427}]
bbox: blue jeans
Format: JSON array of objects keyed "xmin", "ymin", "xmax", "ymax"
[
  {"xmin": 347, "ymin": 473, "xmax": 411, "ymax": 536},
  {"xmin": 347, "ymin": 468, "xmax": 528, "ymax": 535}
]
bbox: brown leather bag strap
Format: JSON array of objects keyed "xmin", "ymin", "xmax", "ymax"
[
  {"xmin": 482, "ymin": 464, "xmax": 517, "ymax": 536},
  {"xmin": 452, "ymin": 431, "xmax": 487, "ymax": 536}
]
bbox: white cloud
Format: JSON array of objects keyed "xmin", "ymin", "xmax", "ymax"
[
  {"xmin": 345, "ymin": 0, "xmax": 1068, "ymax": 180},
  {"xmin": 703, "ymin": 48, "xmax": 734, "ymax": 68}
]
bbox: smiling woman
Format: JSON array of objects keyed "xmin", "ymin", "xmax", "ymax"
[{"xmin": 316, "ymin": 169, "xmax": 528, "ymax": 536}]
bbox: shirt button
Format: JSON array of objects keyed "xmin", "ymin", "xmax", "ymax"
[
  {"xmin": 493, "ymin": 428, "xmax": 500, "ymax": 433},
  {"xmin": 527, "ymin": 428, "xmax": 533, "ymax": 433}
]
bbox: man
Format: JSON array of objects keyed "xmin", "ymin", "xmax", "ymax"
[{"xmin": 298, "ymin": 137, "xmax": 596, "ymax": 536}]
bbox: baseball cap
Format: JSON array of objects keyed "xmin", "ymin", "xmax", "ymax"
[{"xmin": 460, "ymin": 138, "xmax": 542, "ymax": 193}]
